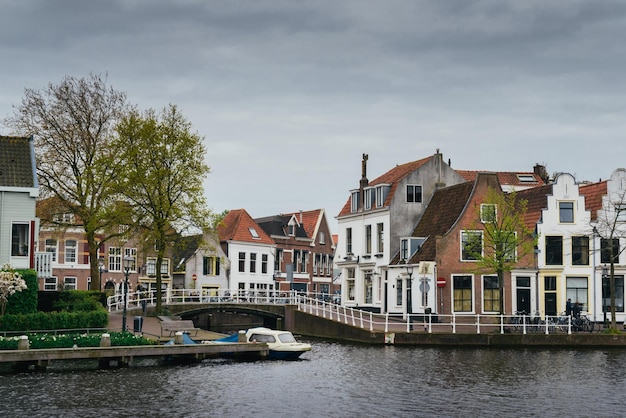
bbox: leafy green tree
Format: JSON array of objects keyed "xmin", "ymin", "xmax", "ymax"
[
  {"xmin": 466, "ymin": 187, "xmax": 537, "ymax": 314},
  {"xmin": 3, "ymin": 74, "xmax": 132, "ymax": 291},
  {"xmin": 113, "ymin": 104, "xmax": 212, "ymax": 314}
]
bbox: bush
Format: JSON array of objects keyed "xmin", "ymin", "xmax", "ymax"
[
  {"xmin": 0, "ymin": 310, "xmax": 108, "ymax": 331},
  {"xmin": 53, "ymin": 290, "xmax": 102, "ymax": 312},
  {"xmin": 5, "ymin": 269, "xmax": 38, "ymax": 315}
]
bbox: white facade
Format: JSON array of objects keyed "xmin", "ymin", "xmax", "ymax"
[
  {"xmin": 227, "ymin": 240, "xmax": 276, "ymax": 296},
  {"xmin": 337, "ymin": 209, "xmax": 390, "ymax": 310},
  {"xmin": 590, "ymin": 168, "xmax": 626, "ymax": 323},
  {"xmin": 183, "ymin": 233, "xmax": 231, "ymax": 297},
  {"xmin": 0, "ymin": 189, "xmax": 39, "ymax": 270},
  {"xmin": 536, "ymin": 173, "xmax": 595, "ymax": 318}
]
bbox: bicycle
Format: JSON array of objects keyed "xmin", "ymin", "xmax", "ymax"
[
  {"xmin": 572, "ymin": 313, "xmax": 595, "ymax": 333},
  {"xmin": 555, "ymin": 312, "xmax": 571, "ymax": 333},
  {"xmin": 510, "ymin": 310, "xmax": 528, "ymax": 333}
]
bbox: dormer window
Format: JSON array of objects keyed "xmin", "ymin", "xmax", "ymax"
[
  {"xmin": 364, "ymin": 188, "xmax": 374, "ymax": 210},
  {"xmin": 376, "ymin": 185, "xmax": 390, "ymax": 208},
  {"xmin": 400, "ymin": 237, "xmax": 426, "ymax": 262},
  {"xmin": 286, "ymin": 216, "xmax": 299, "ymax": 237},
  {"xmin": 351, "ymin": 191, "xmax": 360, "ymax": 213}
]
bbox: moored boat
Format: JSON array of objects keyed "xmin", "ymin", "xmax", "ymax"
[{"xmin": 214, "ymin": 327, "xmax": 311, "ymax": 360}]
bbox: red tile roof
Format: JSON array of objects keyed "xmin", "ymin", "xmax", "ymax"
[
  {"xmin": 516, "ymin": 184, "xmax": 553, "ymax": 230},
  {"xmin": 579, "ymin": 181, "xmax": 607, "ymax": 221},
  {"xmin": 338, "ymin": 155, "xmax": 434, "ymax": 217},
  {"xmin": 218, "ymin": 209, "xmax": 274, "ymax": 245},
  {"xmin": 457, "ymin": 170, "xmax": 544, "ymax": 188},
  {"xmin": 407, "ymin": 181, "xmax": 475, "ymax": 263},
  {"xmin": 281, "ymin": 209, "xmax": 324, "ymax": 238}
]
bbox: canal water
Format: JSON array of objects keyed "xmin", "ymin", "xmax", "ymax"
[{"xmin": 2, "ymin": 339, "xmax": 625, "ymax": 417}]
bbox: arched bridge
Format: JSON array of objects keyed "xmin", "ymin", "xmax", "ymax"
[{"xmin": 107, "ymin": 290, "xmax": 304, "ymax": 333}]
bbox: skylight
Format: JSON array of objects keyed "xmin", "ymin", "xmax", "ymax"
[
  {"xmin": 517, "ymin": 174, "xmax": 537, "ymax": 183},
  {"xmin": 249, "ymin": 227, "xmax": 260, "ymax": 238}
]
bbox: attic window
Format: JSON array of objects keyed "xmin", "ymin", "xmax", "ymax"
[
  {"xmin": 249, "ymin": 227, "xmax": 260, "ymax": 238},
  {"xmin": 517, "ymin": 174, "xmax": 537, "ymax": 183}
]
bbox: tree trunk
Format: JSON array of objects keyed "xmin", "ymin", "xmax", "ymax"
[
  {"xmin": 498, "ymin": 269, "xmax": 504, "ymax": 315},
  {"xmin": 610, "ymin": 261, "xmax": 617, "ymax": 329},
  {"xmin": 86, "ymin": 231, "xmax": 100, "ymax": 293}
]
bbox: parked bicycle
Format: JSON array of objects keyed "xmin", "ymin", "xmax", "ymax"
[
  {"xmin": 555, "ymin": 312, "xmax": 571, "ymax": 332},
  {"xmin": 572, "ymin": 313, "xmax": 595, "ymax": 333},
  {"xmin": 510, "ymin": 310, "xmax": 529, "ymax": 332}
]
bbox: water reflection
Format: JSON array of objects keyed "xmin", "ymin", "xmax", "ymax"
[{"xmin": 2, "ymin": 341, "xmax": 626, "ymax": 417}]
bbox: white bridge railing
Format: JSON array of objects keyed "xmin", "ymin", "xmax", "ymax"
[
  {"xmin": 107, "ymin": 290, "xmax": 580, "ymax": 335},
  {"xmin": 295, "ymin": 296, "xmax": 578, "ymax": 335},
  {"xmin": 107, "ymin": 288, "xmax": 308, "ymax": 312}
]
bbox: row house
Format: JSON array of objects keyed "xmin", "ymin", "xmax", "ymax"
[
  {"xmin": 336, "ymin": 150, "xmax": 548, "ymax": 314},
  {"xmin": 0, "ymin": 136, "xmax": 39, "ymax": 271},
  {"xmin": 516, "ymin": 169, "xmax": 626, "ymax": 323},
  {"xmin": 174, "ymin": 232, "xmax": 230, "ymax": 299},
  {"xmin": 387, "ymin": 172, "xmax": 538, "ymax": 317},
  {"xmin": 36, "ymin": 198, "xmax": 176, "ymax": 294},
  {"xmin": 215, "ymin": 209, "xmax": 276, "ymax": 296},
  {"xmin": 335, "ymin": 151, "xmax": 467, "ymax": 311},
  {"xmin": 255, "ymin": 209, "xmax": 336, "ymax": 296}
]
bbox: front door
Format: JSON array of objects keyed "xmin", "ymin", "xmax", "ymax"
[
  {"xmin": 517, "ymin": 289, "xmax": 531, "ymax": 314},
  {"xmin": 545, "ymin": 293, "xmax": 557, "ymax": 316}
]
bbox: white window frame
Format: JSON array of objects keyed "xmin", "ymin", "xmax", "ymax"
[
  {"xmin": 461, "ymin": 230, "xmax": 483, "ymax": 261},
  {"xmin": 65, "ymin": 239, "xmax": 77, "ymax": 263},
  {"xmin": 480, "ymin": 204, "xmax": 497, "ymax": 223},
  {"xmin": 351, "ymin": 191, "xmax": 359, "ymax": 212},
  {"xmin": 63, "ymin": 276, "xmax": 77, "ymax": 290},
  {"xmin": 109, "ymin": 247, "xmax": 122, "ymax": 272},
  {"xmin": 44, "ymin": 276, "xmax": 58, "ymax": 291},
  {"xmin": 124, "ymin": 247, "xmax": 137, "ymax": 272},
  {"xmin": 45, "ymin": 239, "xmax": 58, "ymax": 262},
  {"xmin": 406, "ymin": 184, "xmax": 423, "ymax": 203},
  {"xmin": 11, "ymin": 222, "xmax": 30, "ymax": 257},
  {"xmin": 559, "ymin": 201, "xmax": 575, "ymax": 223}
]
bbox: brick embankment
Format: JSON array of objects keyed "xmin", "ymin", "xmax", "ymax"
[{"xmin": 287, "ymin": 309, "xmax": 626, "ymax": 347}]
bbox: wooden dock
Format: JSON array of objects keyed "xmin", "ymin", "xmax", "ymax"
[{"xmin": 0, "ymin": 342, "xmax": 269, "ymax": 372}]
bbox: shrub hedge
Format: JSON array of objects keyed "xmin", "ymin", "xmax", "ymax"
[
  {"xmin": 0, "ymin": 310, "xmax": 108, "ymax": 331},
  {"xmin": 5, "ymin": 269, "xmax": 38, "ymax": 315}
]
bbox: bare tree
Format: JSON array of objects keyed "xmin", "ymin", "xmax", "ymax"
[
  {"xmin": 112, "ymin": 104, "xmax": 212, "ymax": 314},
  {"xmin": 3, "ymin": 74, "xmax": 132, "ymax": 291},
  {"xmin": 591, "ymin": 169, "xmax": 626, "ymax": 330}
]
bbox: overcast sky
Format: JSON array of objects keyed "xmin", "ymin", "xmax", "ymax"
[{"xmin": 2, "ymin": 1, "xmax": 626, "ymax": 232}]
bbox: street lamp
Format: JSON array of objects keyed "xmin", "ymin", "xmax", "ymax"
[
  {"xmin": 121, "ymin": 256, "xmax": 133, "ymax": 332},
  {"xmin": 98, "ymin": 257, "xmax": 105, "ymax": 292}
]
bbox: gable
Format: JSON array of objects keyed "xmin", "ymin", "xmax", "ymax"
[{"xmin": 0, "ymin": 136, "xmax": 37, "ymax": 188}]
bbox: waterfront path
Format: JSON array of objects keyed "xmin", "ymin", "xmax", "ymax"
[{"xmin": 107, "ymin": 312, "xmax": 226, "ymax": 342}]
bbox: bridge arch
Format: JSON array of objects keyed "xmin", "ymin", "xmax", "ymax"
[{"xmin": 171, "ymin": 304, "xmax": 287, "ymax": 333}]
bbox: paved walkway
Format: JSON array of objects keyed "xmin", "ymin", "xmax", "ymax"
[{"xmin": 107, "ymin": 312, "xmax": 226, "ymax": 342}]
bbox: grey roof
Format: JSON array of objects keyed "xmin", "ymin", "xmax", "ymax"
[
  {"xmin": 255, "ymin": 214, "xmax": 307, "ymax": 238},
  {"xmin": 0, "ymin": 136, "xmax": 37, "ymax": 188}
]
